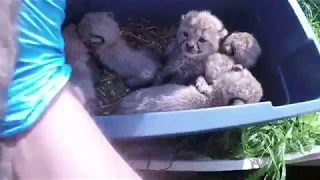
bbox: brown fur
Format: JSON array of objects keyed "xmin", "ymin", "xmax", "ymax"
[
  {"xmin": 203, "ymin": 53, "xmax": 239, "ymax": 82},
  {"xmin": 220, "ymin": 32, "xmax": 261, "ymax": 69},
  {"xmin": 155, "ymin": 10, "xmax": 228, "ymax": 85},
  {"xmin": 111, "ymin": 67, "xmax": 263, "ymax": 115},
  {"xmin": 199, "ymin": 53, "xmax": 248, "ymax": 105},
  {"xmin": 77, "ymin": 12, "xmax": 161, "ymax": 89},
  {"xmin": 197, "ymin": 65, "xmax": 263, "ymax": 105},
  {"xmin": 62, "ymin": 24, "xmax": 97, "ymax": 114}
]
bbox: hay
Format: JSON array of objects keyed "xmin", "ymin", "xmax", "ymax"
[
  {"xmin": 94, "ymin": 19, "xmax": 178, "ymax": 115},
  {"xmin": 120, "ymin": 19, "xmax": 178, "ymax": 54},
  {"xmin": 89, "ymin": 52, "xmax": 128, "ymax": 115},
  {"xmin": 93, "ymin": 19, "xmax": 241, "ymax": 160},
  {"xmin": 113, "ymin": 129, "xmax": 243, "ymax": 161},
  {"xmin": 95, "ymin": 69, "xmax": 129, "ymax": 115}
]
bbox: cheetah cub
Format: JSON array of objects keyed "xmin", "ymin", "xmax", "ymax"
[
  {"xmin": 111, "ymin": 66, "xmax": 262, "ymax": 115},
  {"xmin": 62, "ymin": 24, "xmax": 97, "ymax": 114},
  {"xmin": 155, "ymin": 10, "xmax": 228, "ymax": 85},
  {"xmin": 220, "ymin": 32, "xmax": 261, "ymax": 69},
  {"xmin": 78, "ymin": 12, "xmax": 161, "ymax": 89},
  {"xmin": 203, "ymin": 53, "xmax": 246, "ymax": 105},
  {"xmin": 199, "ymin": 53, "xmax": 263, "ymax": 105},
  {"xmin": 196, "ymin": 64, "xmax": 263, "ymax": 106},
  {"xmin": 203, "ymin": 53, "xmax": 240, "ymax": 83}
]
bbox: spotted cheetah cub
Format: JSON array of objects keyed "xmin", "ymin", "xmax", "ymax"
[
  {"xmin": 111, "ymin": 66, "xmax": 262, "ymax": 115},
  {"xmin": 62, "ymin": 24, "xmax": 97, "ymax": 113},
  {"xmin": 203, "ymin": 53, "xmax": 241, "ymax": 83},
  {"xmin": 155, "ymin": 10, "xmax": 228, "ymax": 85},
  {"xmin": 78, "ymin": 12, "xmax": 161, "ymax": 89},
  {"xmin": 199, "ymin": 53, "xmax": 263, "ymax": 105},
  {"xmin": 199, "ymin": 52, "xmax": 256, "ymax": 105},
  {"xmin": 196, "ymin": 64, "xmax": 263, "ymax": 106},
  {"xmin": 220, "ymin": 32, "xmax": 261, "ymax": 69}
]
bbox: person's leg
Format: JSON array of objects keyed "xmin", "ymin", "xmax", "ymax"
[
  {"xmin": 1, "ymin": 0, "xmax": 141, "ymax": 178},
  {"xmin": 2, "ymin": 83, "xmax": 141, "ymax": 179}
]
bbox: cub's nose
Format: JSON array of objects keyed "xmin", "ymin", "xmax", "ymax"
[{"xmin": 186, "ymin": 42, "xmax": 194, "ymax": 52}]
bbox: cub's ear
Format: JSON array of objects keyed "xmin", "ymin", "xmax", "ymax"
[
  {"xmin": 231, "ymin": 64, "xmax": 244, "ymax": 72},
  {"xmin": 181, "ymin": 14, "xmax": 186, "ymax": 22},
  {"xmin": 181, "ymin": 10, "xmax": 198, "ymax": 22},
  {"xmin": 105, "ymin": 11, "xmax": 115, "ymax": 19},
  {"xmin": 218, "ymin": 28, "xmax": 228, "ymax": 39}
]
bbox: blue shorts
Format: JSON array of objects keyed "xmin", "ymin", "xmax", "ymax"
[{"xmin": 1, "ymin": 0, "xmax": 71, "ymax": 138}]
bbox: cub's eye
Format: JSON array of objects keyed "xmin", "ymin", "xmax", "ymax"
[
  {"xmin": 183, "ymin": 32, "xmax": 189, "ymax": 37},
  {"xmin": 199, "ymin": 37, "xmax": 207, "ymax": 43}
]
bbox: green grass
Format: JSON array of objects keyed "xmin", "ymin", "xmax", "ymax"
[
  {"xmin": 117, "ymin": 1, "xmax": 320, "ymax": 179},
  {"xmin": 241, "ymin": 2, "xmax": 320, "ymax": 179},
  {"xmin": 242, "ymin": 113, "xmax": 320, "ymax": 180},
  {"xmin": 300, "ymin": 0, "xmax": 320, "ymax": 39}
]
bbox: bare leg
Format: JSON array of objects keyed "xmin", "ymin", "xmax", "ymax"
[
  {"xmin": 1, "ymin": 84, "xmax": 141, "ymax": 179},
  {"xmin": 0, "ymin": 2, "xmax": 19, "ymax": 177},
  {"xmin": 0, "ymin": 1, "xmax": 19, "ymax": 121}
]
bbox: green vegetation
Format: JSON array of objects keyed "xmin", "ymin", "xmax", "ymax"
[{"xmin": 242, "ymin": 2, "xmax": 320, "ymax": 179}]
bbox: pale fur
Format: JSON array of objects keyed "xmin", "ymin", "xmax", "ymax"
[
  {"xmin": 204, "ymin": 53, "xmax": 241, "ymax": 82},
  {"xmin": 156, "ymin": 10, "xmax": 228, "ymax": 85},
  {"xmin": 112, "ymin": 67, "xmax": 263, "ymax": 115},
  {"xmin": 78, "ymin": 12, "xmax": 161, "ymax": 89},
  {"xmin": 200, "ymin": 53, "xmax": 249, "ymax": 105},
  {"xmin": 220, "ymin": 32, "xmax": 261, "ymax": 69},
  {"xmin": 197, "ymin": 65, "xmax": 263, "ymax": 105},
  {"xmin": 62, "ymin": 24, "xmax": 97, "ymax": 113},
  {"xmin": 214, "ymin": 68, "xmax": 263, "ymax": 104},
  {"xmin": 111, "ymin": 84, "xmax": 212, "ymax": 115}
]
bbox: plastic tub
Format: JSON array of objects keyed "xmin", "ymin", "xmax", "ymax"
[
  {"xmin": 127, "ymin": 146, "xmax": 320, "ymax": 171},
  {"xmin": 65, "ymin": 0, "xmax": 320, "ymax": 138}
]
